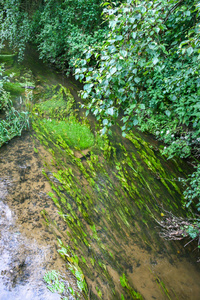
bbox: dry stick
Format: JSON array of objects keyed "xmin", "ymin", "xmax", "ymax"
[{"xmin": 184, "ymin": 236, "xmax": 197, "ymax": 247}]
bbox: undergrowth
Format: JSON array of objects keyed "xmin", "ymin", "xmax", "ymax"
[{"xmin": 0, "ymin": 64, "xmax": 29, "ymax": 147}]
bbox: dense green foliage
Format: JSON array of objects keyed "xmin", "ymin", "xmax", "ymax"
[
  {"xmin": 0, "ymin": 0, "xmax": 108, "ymax": 70},
  {"xmin": 183, "ymin": 164, "xmax": 200, "ymax": 210},
  {"xmin": 75, "ymin": 0, "xmax": 200, "ymax": 213},
  {"xmin": 0, "ymin": 64, "xmax": 29, "ymax": 146},
  {"xmin": 76, "ymin": 0, "xmax": 200, "ymax": 154}
]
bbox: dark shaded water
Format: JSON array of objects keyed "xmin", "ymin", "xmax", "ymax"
[{"xmin": 0, "ymin": 46, "xmax": 200, "ymax": 299}]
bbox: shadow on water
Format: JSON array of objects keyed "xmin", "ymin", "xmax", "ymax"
[{"xmin": 0, "ymin": 45, "xmax": 200, "ymax": 299}]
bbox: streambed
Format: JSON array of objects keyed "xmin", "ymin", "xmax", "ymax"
[
  {"xmin": 0, "ymin": 133, "xmax": 77, "ymax": 300},
  {"xmin": 0, "ymin": 46, "xmax": 200, "ymax": 299}
]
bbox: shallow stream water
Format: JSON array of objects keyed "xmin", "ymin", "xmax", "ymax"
[
  {"xmin": 0, "ymin": 133, "xmax": 77, "ymax": 300},
  {"xmin": 0, "ymin": 46, "xmax": 200, "ymax": 299}
]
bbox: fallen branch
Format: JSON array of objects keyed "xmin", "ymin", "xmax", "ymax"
[{"xmin": 155, "ymin": 208, "xmax": 200, "ymax": 247}]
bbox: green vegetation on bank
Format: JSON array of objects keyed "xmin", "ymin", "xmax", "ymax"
[
  {"xmin": 75, "ymin": 0, "xmax": 200, "ymax": 236},
  {"xmin": 0, "ymin": 0, "xmax": 108, "ymax": 71},
  {"xmin": 75, "ymin": 0, "xmax": 200, "ymax": 159},
  {"xmin": 0, "ymin": 63, "xmax": 29, "ymax": 146}
]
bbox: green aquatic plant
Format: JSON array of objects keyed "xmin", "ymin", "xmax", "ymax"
[
  {"xmin": 44, "ymin": 270, "xmax": 75, "ymax": 300},
  {"xmin": 96, "ymin": 286, "xmax": 102, "ymax": 299},
  {"xmin": 32, "ymin": 85, "xmax": 96, "ymax": 150},
  {"xmin": 57, "ymin": 240, "xmax": 88, "ymax": 298},
  {"xmin": 39, "ymin": 117, "xmax": 95, "ymax": 150},
  {"xmin": 120, "ymin": 273, "xmax": 143, "ymax": 300},
  {"xmin": 44, "ymin": 270, "xmax": 65, "ymax": 294},
  {"xmin": 149, "ymin": 269, "xmax": 173, "ymax": 300},
  {"xmin": 33, "ymin": 79, "xmax": 191, "ymax": 299},
  {"xmin": 34, "ymin": 84, "xmax": 75, "ymax": 118},
  {"xmin": 101, "ymin": 137, "xmax": 117, "ymax": 160}
]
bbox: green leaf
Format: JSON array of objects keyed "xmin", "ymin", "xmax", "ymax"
[
  {"xmin": 103, "ymin": 119, "xmax": 108, "ymax": 125},
  {"xmin": 120, "ymin": 276, "xmax": 126, "ymax": 287},
  {"xmin": 187, "ymin": 47, "xmax": 193, "ymax": 56},
  {"xmin": 154, "ymin": 27, "xmax": 160, "ymax": 34},
  {"xmin": 75, "ymin": 270, "xmax": 84, "ymax": 281},
  {"xmin": 81, "ymin": 256, "xmax": 86, "ymax": 263},
  {"xmin": 134, "ymin": 77, "xmax": 141, "ymax": 84},
  {"xmin": 84, "ymin": 83, "xmax": 93, "ymax": 91},
  {"xmin": 107, "ymin": 107, "xmax": 114, "ymax": 116},
  {"xmin": 121, "ymin": 50, "xmax": 127, "ymax": 57},
  {"xmin": 77, "ymin": 280, "xmax": 85, "ymax": 291},
  {"xmin": 153, "ymin": 57, "xmax": 159, "ymax": 65},
  {"xmin": 140, "ymin": 6, "xmax": 146, "ymax": 14},
  {"xmin": 133, "ymin": 118, "xmax": 138, "ymax": 126},
  {"xmin": 139, "ymin": 104, "xmax": 145, "ymax": 110},
  {"xmin": 86, "ymin": 52, "xmax": 92, "ymax": 59},
  {"xmin": 110, "ymin": 67, "xmax": 117, "ymax": 75},
  {"xmin": 101, "ymin": 127, "xmax": 107, "ymax": 135},
  {"xmin": 132, "ymin": 32, "xmax": 137, "ymax": 39},
  {"xmin": 68, "ymin": 286, "xmax": 75, "ymax": 295},
  {"xmin": 122, "ymin": 132, "xmax": 126, "ymax": 137},
  {"xmin": 116, "ymin": 35, "xmax": 123, "ymax": 41}
]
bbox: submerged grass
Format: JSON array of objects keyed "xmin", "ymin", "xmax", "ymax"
[
  {"xmin": 32, "ymin": 85, "xmax": 96, "ymax": 150},
  {"xmin": 3, "ymin": 82, "xmax": 25, "ymax": 95},
  {"xmin": 33, "ymin": 83, "xmax": 189, "ymax": 299},
  {"xmin": 40, "ymin": 117, "xmax": 95, "ymax": 150}
]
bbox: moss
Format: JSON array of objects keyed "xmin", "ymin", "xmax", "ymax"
[
  {"xmin": 3, "ymin": 82, "xmax": 24, "ymax": 95},
  {"xmin": 0, "ymin": 53, "xmax": 17, "ymax": 67},
  {"xmin": 39, "ymin": 117, "xmax": 95, "ymax": 150},
  {"xmin": 4, "ymin": 65, "xmax": 21, "ymax": 77}
]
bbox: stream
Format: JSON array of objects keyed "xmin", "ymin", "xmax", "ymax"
[{"xmin": 0, "ymin": 46, "xmax": 200, "ymax": 300}]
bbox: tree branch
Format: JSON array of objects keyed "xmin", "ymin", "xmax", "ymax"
[{"xmin": 164, "ymin": 0, "xmax": 185, "ymax": 23}]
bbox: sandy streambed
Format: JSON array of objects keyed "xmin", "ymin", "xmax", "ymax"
[{"xmin": 0, "ymin": 132, "xmax": 76, "ymax": 300}]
